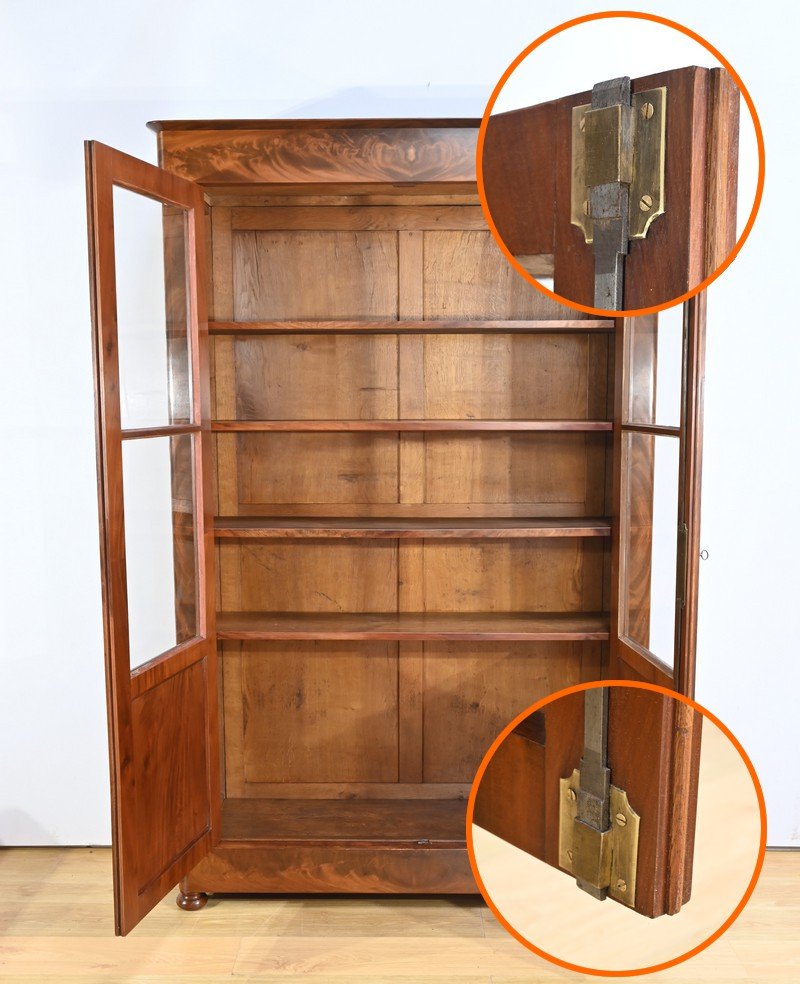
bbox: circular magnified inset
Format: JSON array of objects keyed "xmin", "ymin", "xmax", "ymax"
[
  {"xmin": 467, "ymin": 681, "xmax": 766, "ymax": 976},
  {"xmin": 477, "ymin": 12, "xmax": 763, "ymax": 317}
]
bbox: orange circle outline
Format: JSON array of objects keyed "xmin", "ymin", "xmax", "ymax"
[
  {"xmin": 466, "ymin": 679, "xmax": 768, "ymax": 977},
  {"xmin": 476, "ymin": 11, "xmax": 766, "ymax": 317}
]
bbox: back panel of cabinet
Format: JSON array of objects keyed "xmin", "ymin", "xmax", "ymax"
[{"xmin": 209, "ymin": 202, "xmax": 612, "ymax": 804}]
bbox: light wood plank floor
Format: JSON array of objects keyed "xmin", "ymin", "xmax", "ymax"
[{"xmin": 0, "ymin": 848, "xmax": 796, "ymax": 981}]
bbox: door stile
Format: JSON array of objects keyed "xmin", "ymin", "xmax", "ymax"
[{"xmin": 674, "ymin": 293, "xmax": 707, "ymax": 697}]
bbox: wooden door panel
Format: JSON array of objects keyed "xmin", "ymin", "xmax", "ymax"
[{"xmin": 86, "ymin": 141, "xmax": 218, "ymax": 935}]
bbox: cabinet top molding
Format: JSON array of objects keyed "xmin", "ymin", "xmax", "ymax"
[
  {"xmin": 153, "ymin": 120, "xmax": 480, "ymax": 185},
  {"xmin": 147, "ymin": 118, "xmax": 481, "ymax": 132}
]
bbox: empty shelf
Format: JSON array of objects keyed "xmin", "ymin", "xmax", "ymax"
[
  {"xmin": 221, "ymin": 798, "xmax": 466, "ymax": 847},
  {"xmin": 214, "ymin": 517, "xmax": 611, "ymax": 539},
  {"xmin": 211, "ymin": 419, "xmax": 613, "ymax": 432},
  {"xmin": 216, "ymin": 612, "xmax": 611, "ymax": 641}
]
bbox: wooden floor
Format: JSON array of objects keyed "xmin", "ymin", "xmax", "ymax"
[{"xmin": 0, "ymin": 848, "xmax": 797, "ymax": 981}]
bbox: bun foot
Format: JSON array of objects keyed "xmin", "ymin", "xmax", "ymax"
[{"xmin": 176, "ymin": 890, "xmax": 208, "ymax": 911}]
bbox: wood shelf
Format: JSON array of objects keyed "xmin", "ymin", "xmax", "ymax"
[
  {"xmin": 214, "ymin": 516, "xmax": 611, "ymax": 539},
  {"xmin": 216, "ymin": 611, "xmax": 611, "ymax": 641},
  {"xmin": 211, "ymin": 419, "xmax": 613, "ymax": 433},
  {"xmin": 209, "ymin": 319, "xmax": 614, "ymax": 335},
  {"xmin": 221, "ymin": 798, "xmax": 467, "ymax": 847}
]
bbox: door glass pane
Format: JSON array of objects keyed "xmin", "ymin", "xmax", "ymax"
[
  {"xmin": 122, "ymin": 435, "xmax": 198, "ymax": 669},
  {"xmin": 625, "ymin": 306, "xmax": 683, "ymax": 428},
  {"xmin": 113, "ymin": 187, "xmax": 192, "ymax": 429},
  {"xmin": 621, "ymin": 432, "xmax": 680, "ymax": 668}
]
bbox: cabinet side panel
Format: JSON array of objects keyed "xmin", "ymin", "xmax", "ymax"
[{"xmin": 473, "ymin": 730, "xmax": 546, "ymax": 857}]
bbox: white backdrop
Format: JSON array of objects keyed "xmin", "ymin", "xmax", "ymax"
[{"xmin": 0, "ymin": 0, "xmax": 797, "ymax": 846}]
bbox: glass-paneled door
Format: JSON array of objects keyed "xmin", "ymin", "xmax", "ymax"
[{"xmin": 86, "ymin": 142, "xmax": 218, "ymax": 935}]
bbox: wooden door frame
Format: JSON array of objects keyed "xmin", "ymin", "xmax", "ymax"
[{"xmin": 86, "ymin": 141, "xmax": 220, "ymax": 934}]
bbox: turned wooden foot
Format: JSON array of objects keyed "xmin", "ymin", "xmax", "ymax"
[{"xmin": 176, "ymin": 890, "xmax": 208, "ymax": 911}]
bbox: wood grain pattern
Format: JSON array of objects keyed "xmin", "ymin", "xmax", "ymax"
[
  {"xmin": 592, "ymin": 687, "xmax": 701, "ymax": 916},
  {"xmin": 239, "ymin": 641, "xmax": 398, "ymax": 784},
  {"xmin": 704, "ymin": 69, "xmax": 740, "ymax": 278},
  {"xmin": 184, "ymin": 843, "xmax": 475, "ymax": 895},
  {"xmin": 221, "ymin": 798, "xmax": 466, "ymax": 845},
  {"xmin": 422, "ymin": 433, "xmax": 608, "ymax": 515},
  {"xmin": 422, "ymin": 643, "xmax": 584, "ymax": 783},
  {"xmin": 219, "ymin": 541, "xmax": 398, "ymax": 612},
  {"xmin": 131, "ymin": 662, "xmax": 211, "ymax": 891},
  {"xmin": 229, "ymin": 334, "xmax": 398, "ymax": 420},
  {"xmin": 215, "ymin": 432, "xmax": 399, "ymax": 512},
  {"xmin": 216, "ymin": 611, "xmax": 611, "ymax": 641},
  {"xmin": 420, "ymin": 539, "xmax": 604, "ymax": 613},
  {"xmin": 473, "ymin": 729, "xmax": 546, "ymax": 857},
  {"xmin": 213, "ymin": 517, "xmax": 612, "ymax": 538},
  {"xmin": 231, "ymin": 204, "xmax": 485, "ymax": 231},
  {"xmin": 423, "ymin": 230, "xmax": 574, "ymax": 319},
  {"xmin": 211, "ymin": 419, "xmax": 614, "ymax": 432},
  {"xmin": 158, "ymin": 126, "xmax": 479, "ymax": 185},
  {"xmin": 213, "ymin": 431, "xmax": 608, "ymax": 519},
  {"xmin": 209, "ymin": 318, "xmax": 615, "ymax": 334},
  {"xmin": 233, "ymin": 230, "xmax": 398, "ymax": 320},
  {"xmin": 482, "ymin": 101, "xmax": 556, "ymax": 256}
]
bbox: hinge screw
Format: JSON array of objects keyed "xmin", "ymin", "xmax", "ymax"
[
  {"xmin": 567, "ymin": 849, "xmax": 574, "ymax": 862},
  {"xmin": 582, "ymin": 200, "xmax": 589, "ymax": 216},
  {"xmin": 579, "ymin": 115, "xmax": 586, "ymax": 132},
  {"xmin": 567, "ymin": 787, "xmax": 577, "ymax": 801},
  {"xmin": 615, "ymin": 812, "xmax": 627, "ymax": 827},
  {"xmin": 639, "ymin": 194, "xmax": 653, "ymax": 212},
  {"xmin": 616, "ymin": 879, "xmax": 628, "ymax": 892},
  {"xmin": 640, "ymin": 101, "xmax": 655, "ymax": 120}
]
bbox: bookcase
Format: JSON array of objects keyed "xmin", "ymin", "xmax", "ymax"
[{"xmin": 86, "ymin": 85, "xmax": 736, "ymax": 932}]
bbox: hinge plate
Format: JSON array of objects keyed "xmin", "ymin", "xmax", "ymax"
[
  {"xmin": 571, "ymin": 86, "xmax": 667, "ymax": 244},
  {"xmin": 558, "ymin": 768, "xmax": 640, "ymax": 907}
]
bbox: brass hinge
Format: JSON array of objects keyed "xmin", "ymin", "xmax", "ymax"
[
  {"xmin": 559, "ymin": 768, "xmax": 641, "ymax": 907},
  {"xmin": 571, "ymin": 78, "xmax": 667, "ymax": 309}
]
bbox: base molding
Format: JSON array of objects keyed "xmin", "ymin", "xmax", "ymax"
[{"xmin": 183, "ymin": 842, "xmax": 476, "ymax": 894}]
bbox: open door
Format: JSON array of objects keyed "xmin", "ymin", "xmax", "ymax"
[{"xmin": 86, "ymin": 142, "xmax": 219, "ymax": 935}]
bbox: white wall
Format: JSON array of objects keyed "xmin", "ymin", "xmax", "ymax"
[{"xmin": 0, "ymin": 0, "xmax": 797, "ymax": 846}]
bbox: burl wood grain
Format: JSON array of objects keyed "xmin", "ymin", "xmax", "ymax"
[{"xmin": 158, "ymin": 126, "xmax": 479, "ymax": 185}]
